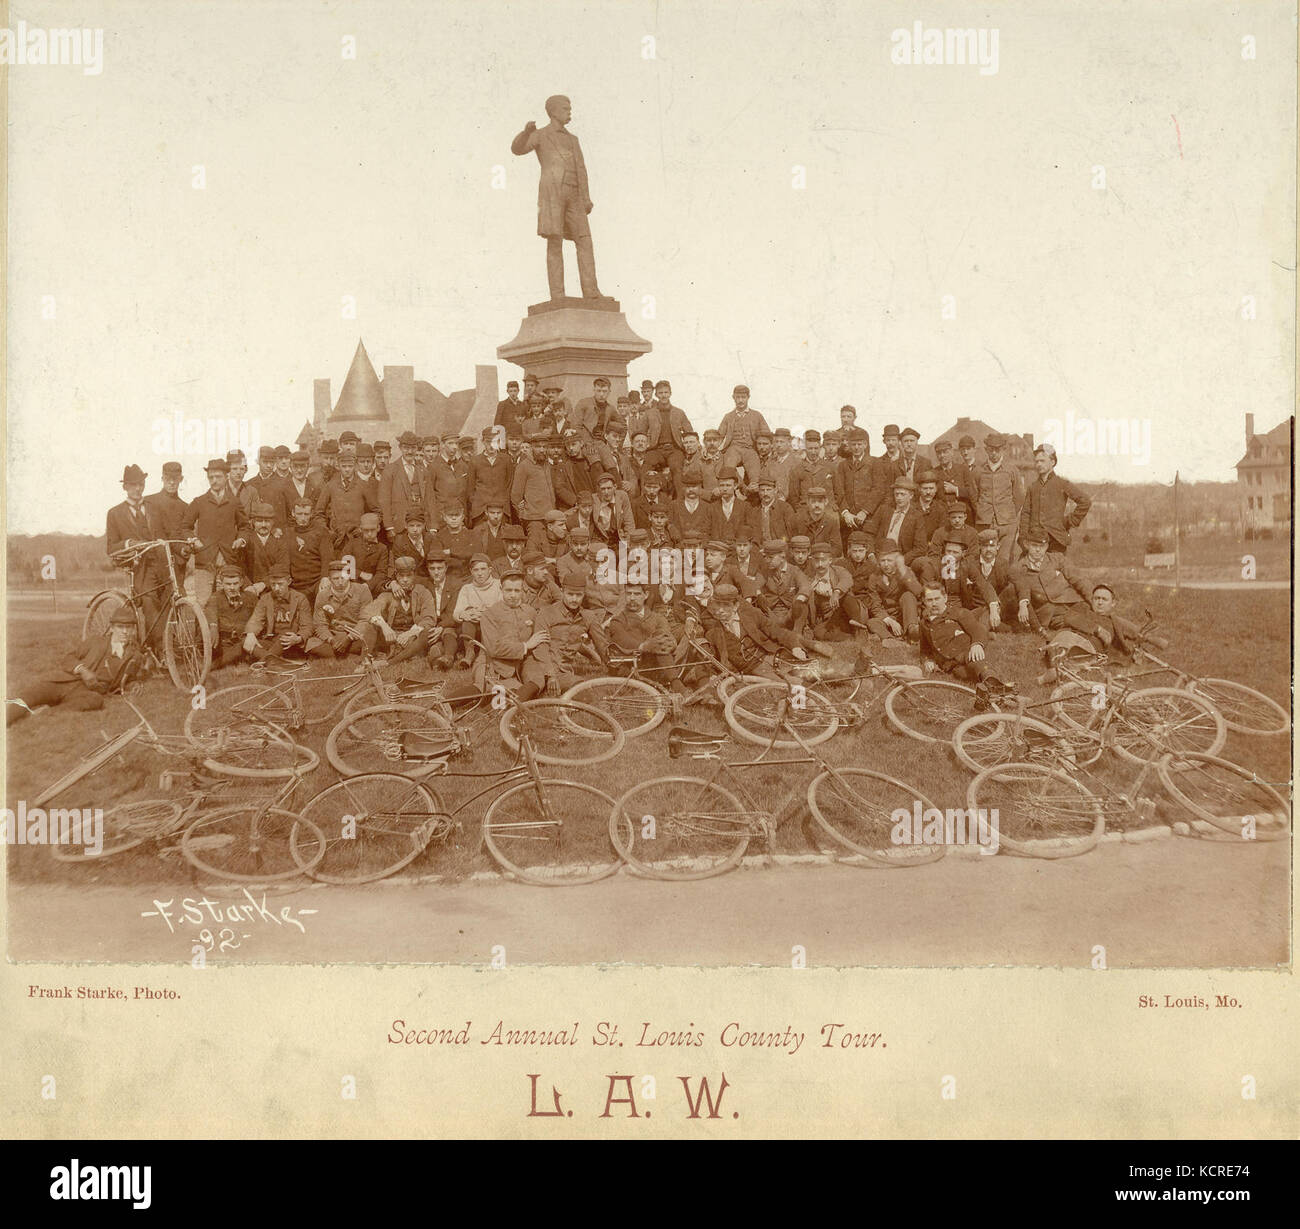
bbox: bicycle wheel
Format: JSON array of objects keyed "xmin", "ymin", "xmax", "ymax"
[
  {"xmin": 1157, "ymin": 754, "xmax": 1290, "ymax": 841},
  {"xmin": 326, "ymin": 704, "xmax": 458, "ymax": 778},
  {"xmin": 610, "ymin": 777, "xmax": 751, "ymax": 879},
  {"xmin": 562, "ymin": 677, "xmax": 670, "ymax": 739},
  {"xmin": 715, "ymin": 673, "xmax": 769, "ymax": 703},
  {"xmin": 49, "ymin": 799, "xmax": 183, "ymax": 862},
  {"xmin": 1187, "ymin": 678, "xmax": 1290, "ymax": 738},
  {"xmin": 724, "ymin": 681, "xmax": 840, "ymax": 749},
  {"xmin": 1050, "ymin": 680, "xmax": 1108, "ymax": 735},
  {"xmin": 952, "ymin": 713, "xmax": 1091, "ymax": 774},
  {"xmin": 966, "ymin": 762, "xmax": 1104, "ymax": 858},
  {"xmin": 33, "ymin": 723, "xmax": 144, "ymax": 807},
  {"xmin": 181, "ymin": 806, "xmax": 325, "ymax": 881},
  {"xmin": 83, "ymin": 590, "xmax": 134, "ymax": 641},
  {"xmin": 499, "ymin": 700, "xmax": 625, "ymax": 766},
  {"xmin": 185, "ymin": 683, "xmax": 297, "ymax": 749},
  {"xmin": 163, "ymin": 597, "xmax": 212, "ymax": 691},
  {"xmin": 807, "ymin": 769, "xmax": 948, "ymax": 865},
  {"xmin": 884, "ymin": 679, "xmax": 982, "ymax": 743},
  {"xmin": 201, "ymin": 719, "xmax": 320, "ymax": 779},
  {"xmin": 1109, "ymin": 686, "xmax": 1226, "ymax": 765},
  {"xmin": 482, "ymin": 779, "xmax": 621, "ymax": 885},
  {"xmin": 296, "ymin": 773, "xmax": 445, "ymax": 882}
]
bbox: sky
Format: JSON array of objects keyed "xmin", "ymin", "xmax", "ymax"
[{"xmin": 4, "ymin": 0, "xmax": 1296, "ymax": 534}]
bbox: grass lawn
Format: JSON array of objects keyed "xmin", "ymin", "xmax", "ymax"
[{"xmin": 4, "ymin": 580, "xmax": 1292, "ymax": 887}]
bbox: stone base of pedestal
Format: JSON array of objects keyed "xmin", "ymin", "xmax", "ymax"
[{"xmin": 497, "ymin": 303, "xmax": 652, "ymax": 408}]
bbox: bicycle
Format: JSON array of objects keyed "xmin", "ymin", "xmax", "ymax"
[
  {"xmin": 179, "ymin": 767, "xmax": 327, "ymax": 882},
  {"xmin": 609, "ymin": 697, "xmax": 948, "ymax": 879},
  {"xmin": 186, "ymin": 654, "xmax": 397, "ymax": 746},
  {"xmin": 1042, "ymin": 648, "xmax": 1227, "ymax": 766},
  {"xmin": 1040, "ymin": 612, "xmax": 1289, "ymax": 738},
  {"xmin": 952, "ymin": 668, "xmax": 1235, "ymax": 858},
  {"xmin": 34, "ymin": 700, "xmax": 318, "ymax": 808},
  {"xmin": 85, "ymin": 539, "xmax": 212, "ymax": 690},
  {"xmin": 560, "ymin": 636, "xmax": 770, "ymax": 739},
  {"xmin": 295, "ymin": 695, "xmax": 627, "ymax": 885},
  {"xmin": 721, "ymin": 653, "xmax": 1006, "ymax": 750},
  {"xmin": 48, "ymin": 772, "xmax": 236, "ymax": 863}
]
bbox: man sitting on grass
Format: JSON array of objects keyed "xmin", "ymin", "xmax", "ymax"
[
  {"xmin": 918, "ymin": 582, "xmax": 1009, "ymax": 704},
  {"xmin": 8, "ymin": 606, "xmax": 142, "ymax": 725}
]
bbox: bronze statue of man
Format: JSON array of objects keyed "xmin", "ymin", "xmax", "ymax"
[{"xmin": 511, "ymin": 95, "xmax": 602, "ymax": 300}]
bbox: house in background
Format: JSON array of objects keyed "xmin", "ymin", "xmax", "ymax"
[
  {"xmin": 300, "ymin": 340, "xmax": 497, "ymax": 453},
  {"xmin": 930, "ymin": 416, "xmax": 1036, "ymax": 478},
  {"xmin": 1235, "ymin": 413, "xmax": 1293, "ymax": 535}
]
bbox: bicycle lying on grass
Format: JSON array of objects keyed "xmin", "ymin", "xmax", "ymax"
[
  {"xmin": 291, "ymin": 695, "xmax": 628, "ymax": 885},
  {"xmin": 34, "ymin": 700, "xmax": 319, "ymax": 808},
  {"xmin": 950, "ymin": 649, "xmax": 1284, "ymax": 857},
  {"xmin": 609, "ymin": 695, "xmax": 948, "ymax": 879}
]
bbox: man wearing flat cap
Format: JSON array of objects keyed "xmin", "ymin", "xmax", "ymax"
[
  {"xmin": 306, "ymin": 558, "xmax": 373, "ymax": 660},
  {"xmin": 243, "ymin": 563, "xmax": 312, "ymax": 662},
  {"xmin": 716, "ymin": 384, "xmax": 769, "ymax": 484},
  {"xmin": 314, "ymin": 449, "xmax": 377, "ymax": 547},
  {"xmin": 182, "ymin": 458, "xmax": 251, "ymax": 609},
  {"xmin": 203, "ymin": 565, "xmax": 257, "ymax": 669},
  {"xmin": 1019, "ymin": 442, "xmax": 1092, "ymax": 555},
  {"xmin": 144, "ymin": 463, "xmax": 191, "ymax": 590},
  {"xmin": 358, "ymin": 555, "xmax": 436, "ymax": 666},
  {"xmin": 467, "ymin": 426, "xmax": 513, "ymax": 526},
  {"xmin": 709, "ymin": 469, "xmax": 756, "ymax": 543},
  {"xmin": 787, "ymin": 430, "xmax": 838, "ymax": 515},
  {"xmin": 969, "ymin": 431, "xmax": 1027, "ymax": 565}
]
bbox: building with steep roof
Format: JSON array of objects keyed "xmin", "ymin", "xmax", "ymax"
[
  {"xmin": 1235, "ymin": 413, "xmax": 1293, "ymax": 534},
  {"xmin": 304, "ymin": 340, "xmax": 497, "ymax": 454},
  {"xmin": 931, "ymin": 416, "xmax": 1036, "ymax": 476}
]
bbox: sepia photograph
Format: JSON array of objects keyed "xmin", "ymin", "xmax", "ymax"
[{"xmin": 1, "ymin": 0, "xmax": 1295, "ymax": 1146}]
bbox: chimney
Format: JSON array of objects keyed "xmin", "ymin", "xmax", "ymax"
[
  {"xmin": 1245, "ymin": 412, "xmax": 1255, "ymax": 445},
  {"xmin": 382, "ymin": 366, "xmax": 415, "ymax": 433},
  {"xmin": 313, "ymin": 379, "xmax": 331, "ymax": 431}
]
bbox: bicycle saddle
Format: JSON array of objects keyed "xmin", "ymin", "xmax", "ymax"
[{"xmin": 667, "ymin": 726, "xmax": 725, "ymax": 758}]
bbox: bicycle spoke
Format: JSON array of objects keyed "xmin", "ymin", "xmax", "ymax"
[
  {"xmin": 483, "ymin": 780, "xmax": 622, "ymax": 885},
  {"xmin": 611, "ymin": 778, "xmax": 751, "ymax": 878}
]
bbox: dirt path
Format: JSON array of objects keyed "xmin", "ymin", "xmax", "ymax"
[{"xmin": 7, "ymin": 835, "xmax": 1288, "ymax": 968}]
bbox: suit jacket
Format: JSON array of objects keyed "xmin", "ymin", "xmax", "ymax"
[
  {"xmin": 710, "ymin": 498, "xmax": 756, "ymax": 544},
  {"xmin": 511, "ymin": 120, "xmax": 592, "ymax": 239},
  {"xmin": 182, "ymin": 491, "xmax": 250, "ymax": 568},
  {"xmin": 748, "ymin": 499, "xmax": 799, "ymax": 544},
  {"xmin": 466, "ymin": 452, "xmax": 514, "ymax": 521},
  {"xmin": 866, "ymin": 504, "xmax": 921, "ymax": 558},
  {"xmin": 242, "ymin": 531, "xmax": 289, "ymax": 588},
  {"xmin": 1020, "ymin": 472, "xmax": 1092, "ymax": 551},
  {"xmin": 378, "ymin": 462, "xmax": 425, "ymax": 535},
  {"xmin": 105, "ymin": 500, "xmax": 159, "ymax": 559}
]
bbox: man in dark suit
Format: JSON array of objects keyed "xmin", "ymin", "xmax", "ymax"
[
  {"xmin": 7, "ymin": 606, "xmax": 141, "ymax": 725},
  {"xmin": 709, "ymin": 469, "xmax": 755, "ymax": 543},
  {"xmin": 379, "ymin": 431, "xmax": 425, "ymax": 540}
]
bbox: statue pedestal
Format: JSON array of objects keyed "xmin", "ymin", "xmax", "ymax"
[{"xmin": 497, "ymin": 298, "xmax": 652, "ymax": 408}]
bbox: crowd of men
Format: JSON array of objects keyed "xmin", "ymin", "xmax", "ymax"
[{"xmin": 9, "ymin": 375, "xmax": 1132, "ymax": 724}]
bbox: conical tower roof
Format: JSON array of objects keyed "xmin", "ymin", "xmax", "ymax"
[{"xmin": 330, "ymin": 339, "xmax": 388, "ymax": 422}]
